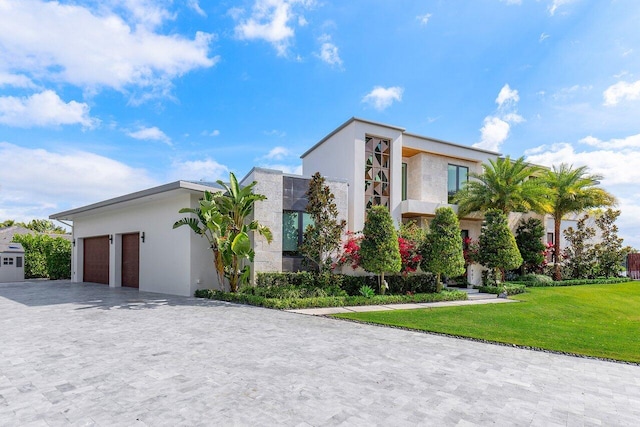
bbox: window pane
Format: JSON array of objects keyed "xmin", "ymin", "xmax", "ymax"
[
  {"xmin": 17, "ymin": 257, "xmax": 23, "ymax": 268},
  {"xmin": 402, "ymin": 163, "xmax": 407, "ymax": 201},
  {"xmin": 282, "ymin": 212, "xmax": 300, "ymax": 252},
  {"xmin": 448, "ymin": 165, "xmax": 457, "ymax": 196},
  {"xmin": 302, "ymin": 213, "xmax": 314, "ymax": 234},
  {"xmin": 459, "ymin": 167, "xmax": 468, "ymax": 187}
]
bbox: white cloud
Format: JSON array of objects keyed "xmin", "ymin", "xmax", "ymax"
[
  {"xmin": 548, "ymin": 0, "xmax": 576, "ymax": 16},
  {"xmin": 263, "ymin": 146, "xmax": 291, "ymax": 160},
  {"xmin": 187, "ymin": 0, "xmax": 206, "ymax": 17},
  {"xmin": 475, "ymin": 117, "xmax": 510, "ymax": 152},
  {"xmin": 362, "ymin": 86, "xmax": 404, "ymax": 111},
  {"xmin": 201, "ymin": 129, "xmax": 220, "ymax": 137},
  {"xmin": 0, "ymin": 142, "xmax": 157, "ymax": 220},
  {"xmin": 169, "ymin": 158, "xmax": 228, "ymax": 182},
  {"xmin": 495, "ymin": 83, "xmax": 519, "ymax": 108},
  {"xmin": 474, "ymin": 84, "xmax": 524, "ymax": 151},
  {"xmin": 127, "ymin": 126, "xmax": 172, "ymax": 145},
  {"xmin": 316, "ymin": 34, "xmax": 342, "ymax": 67},
  {"xmin": 0, "ymin": 72, "xmax": 36, "ymax": 88},
  {"xmin": 233, "ymin": 0, "xmax": 312, "ymax": 56},
  {"xmin": 0, "ymin": 0, "xmax": 216, "ymax": 95},
  {"xmin": 0, "ymin": 90, "xmax": 96, "ymax": 128},
  {"xmin": 603, "ymin": 80, "xmax": 640, "ymax": 106},
  {"xmin": 259, "ymin": 163, "xmax": 303, "ymax": 175},
  {"xmin": 263, "ymin": 129, "xmax": 287, "ymax": 137},
  {"xmin": 539, "ymin": 33, "xmax": 550, "ymax": 42},
  {"xmin": 579, "ymin": 134, "xmax": 640, "ymax": 150},
  {"xmin": 416, "ymin": 13, "xmax": 432, "ymax": 25}
]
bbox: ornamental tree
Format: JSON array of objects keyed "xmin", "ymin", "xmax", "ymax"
[
  {"xmin": 398, "ymin": 221, "xmax": 425, "ymax": 276},
  {"xmin": 360, "ymin": 206, "xmax": 401, "ymax": 295},
  {"xmin": 515, "ymin": 218, "xmax": 546, "ymax": 274},
  {"xmin": 477, "ymin": 209, "xmax": 523, "ymax": 285},
  {"xmin": 299, "ymin": 172, "xmax": 346, "ymax": 273},
  {"xmin": 594, "ymin": 209, "xmax": 629, "ymax": 278},
  {"xmin": 420, "ymin": 207, "xmax": 465, "ymax": 292},
  {"xmin": 563, "ymin": 214, "xmax": 597, "ymax": 279}
]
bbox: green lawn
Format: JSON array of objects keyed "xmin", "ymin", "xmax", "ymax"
[{"xmin": 333, "ymin": 282, "xmax": 640, "ymax": 363}]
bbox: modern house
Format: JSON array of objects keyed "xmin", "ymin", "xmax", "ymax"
[
  {"xmin": 51, "ymin": 117, "xmax": 572, "ymax": 296},
  {"xmin": 0, "ymin": 242, "xmax": 25, "ymax": 283}
]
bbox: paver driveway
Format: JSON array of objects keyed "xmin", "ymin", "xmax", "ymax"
[{"xmin": 1, "ymin": 281, "xmax": 639, "ymax": 426}]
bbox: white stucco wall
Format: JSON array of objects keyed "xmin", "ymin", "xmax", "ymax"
[
  {"xmin": 0, "ymin": 248, "xmax": 25, "ymax": 283},
  {"xmin": 72, "ymin": 190, "xmax": 219, "ymax": 296},
  {"xmin": 303, "ymin": 120, "xmax": 404, "ymax": 232}
]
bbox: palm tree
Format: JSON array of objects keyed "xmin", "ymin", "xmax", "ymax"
[
  {"xmin": 174, "ymin": 172, "xmax": 273, "ymax": 292},
  {"xmin": 454, "ymin": 156, "xmax": 551, "ymax": 217},
  {"xmin": 542, "ymin": 164, "xmax": 616, "ymax": 281}
]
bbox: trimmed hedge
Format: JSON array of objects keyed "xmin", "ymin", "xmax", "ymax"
[
  {"xmin": 475, "ymin": 284, "xmax": 527, "ymax": 295},
  {"xmin": 523, "ymin": 277, "xmax": 633, "ymax": 287},
  {"xmin": 194, "ymin": 289, "xmax": 468, "ymax": 310},
  {"xmin": 257, "ymin": 271, "xmax": 438, "ymax": 296}
]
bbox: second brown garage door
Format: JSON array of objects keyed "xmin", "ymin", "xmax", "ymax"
[
  {"xmin": 121, "ymin": 233, "xmax": 139, "ymax": 288},
  {"xmin": 83, "ymin": 236, "xmax": 109, "ymax": 284}
]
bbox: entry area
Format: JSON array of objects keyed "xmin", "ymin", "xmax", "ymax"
[
  {"xmin": 83, "ymin": 236, "xmax": 109, "ymax": 284},
  {"xmin": 121, "ymin": 233, "xmax": 140, "ymax": 288}
]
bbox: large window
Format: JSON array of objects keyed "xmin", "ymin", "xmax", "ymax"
[
  {"xmin": 282, "ymin": 211, "xmax": 313, "ymax": 255},
  {"xmin": 448, "ymin": 164, "xmax": 468, "ymax": 203},
  {"xmin": 365, "ymin": 135, "xmax": 391, "ymax": 209}
]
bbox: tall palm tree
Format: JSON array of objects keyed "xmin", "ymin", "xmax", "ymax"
[
  {"xmin": 454, "ymin": 156, "xmax": 551, "ymax": 217},
  {"xmin": 542, "ymin": 164, "xmax": 616, "ymax": 281}
]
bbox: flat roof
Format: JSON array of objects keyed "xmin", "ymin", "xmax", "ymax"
[
  {"xmin": 300, "ymin": 116, "xmax": 501, "ymax": 159},
  {"xmin": 50, "ymin": 180, "xmax": 222, "ymax": 221}
]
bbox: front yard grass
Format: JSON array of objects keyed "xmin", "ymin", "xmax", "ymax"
[{"xmin": 333, "ymin": 281, "xmax": 640, "ymax": 363}]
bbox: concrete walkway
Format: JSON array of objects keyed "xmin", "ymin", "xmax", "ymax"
[
  {"xmin": 1, "ymin": 281, "xmax": 639, "ymax": 426},
  {"xmin": 287, "ymin": 291, "xmax": 515, "ymax": 315}
]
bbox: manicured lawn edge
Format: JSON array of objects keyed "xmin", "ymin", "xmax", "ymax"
[
  {"xmin": 474, "ymin": 284, "xmax": 526, "ymax": 295},
  {"xmin": 506, "ymin": 277, "xmax": 633, "ymax": 287},
  {"xmin": 331, "ymin": 316, "xmax": 640, "ymax": 367},
  {"xmin": 194, "ymin": 289, "xmax": 468, "ymax": 309}
]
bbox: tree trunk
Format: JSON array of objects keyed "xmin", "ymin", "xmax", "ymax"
[
  {"xmin": 436, "ymin": 272, "xmax": 442, "ymax": 293},
  {"xmin": 379, "ymin": 272, "xmax": 386, "ymax": 295},
  {"xmin": 553, "ymin": 214, "xmax": 562, "ymax": 281}
]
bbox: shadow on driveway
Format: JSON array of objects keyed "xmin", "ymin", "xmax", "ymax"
[{"xmin": 0, "ymin": 280, "xmax": 230, "ymax": 311}]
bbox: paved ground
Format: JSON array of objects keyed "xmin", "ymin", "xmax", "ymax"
[{"xmin": 1, "ymin": 281, "xmax": 639, "ymax": 426}]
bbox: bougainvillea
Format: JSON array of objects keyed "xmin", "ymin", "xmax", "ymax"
[
  {"xmin": 334, "ymin": 231, "xmax": 363, "ymax": 270},
  {"xmin": 398, "ymin": 236, "xmax": 422, "ymax": 276}
]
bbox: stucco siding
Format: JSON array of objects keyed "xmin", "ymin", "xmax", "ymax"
[{"xmin": 72, "ymin": 192, "xmax": 201, "ymax": 296}]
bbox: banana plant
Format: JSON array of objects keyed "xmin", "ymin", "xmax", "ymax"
[{"xmin": 174, "ymin": 172, "xmax": 273, "ymax": 292}]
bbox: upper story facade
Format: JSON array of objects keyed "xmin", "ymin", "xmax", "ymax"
[{"xmin": 301, "ymin": 117, "xmax": 500, "ymax": 232}]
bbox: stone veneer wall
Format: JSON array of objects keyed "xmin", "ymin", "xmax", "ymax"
[{"xmin": 244, "ymin": 169, "xmax": 283, "ymax": 284}]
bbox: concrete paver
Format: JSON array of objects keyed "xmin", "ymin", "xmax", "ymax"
[{"xmin": 1, "ymin": 281, "xmax": 639, "ymax": 426}]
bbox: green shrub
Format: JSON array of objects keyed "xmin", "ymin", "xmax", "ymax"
[
  {"xmin": 475, "ymin": 284, "xmax": 527, "ymax": 295},
  {"xmin": 359, "ymin": 285, "xmax": 375, "ymax": 298},
  {"xmin": 195, "ymin": 289, "xmax": 468, "ymax": 309},
  {"xmin": 518, "ymin": 274, "xmax": 554, "ymax": 287},
  {"xmin": 526, "ymin": 277, "xmax": 632, "ymax": 287},
  {"xmin": 11, "ymin": 233, "xmax": 71, "ymax": 279}
]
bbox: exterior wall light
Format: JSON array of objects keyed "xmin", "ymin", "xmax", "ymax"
[{"xmin": 141, "ymin": 232, "xmax": 145, "ymax": 243}]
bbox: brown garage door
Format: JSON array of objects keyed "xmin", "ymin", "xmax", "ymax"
[
  {"xmin": 83, "ymin": 236, "xmax": 109, "ymax": 284},
  {"xmin": 121, "ymin": 233, "xmax": 139, "ymax": 288}
]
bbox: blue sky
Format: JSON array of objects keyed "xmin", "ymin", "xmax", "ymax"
[{"xmin": 1, "ymin": 0, "xmax": 639, "ymax": 247}]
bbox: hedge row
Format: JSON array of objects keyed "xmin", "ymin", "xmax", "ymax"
[
  {"xmin": 255, "ymin": 272, "xmax": 438, "ymax": 296},
  {"xmin": 11, "ymin": 233, "xmax": 71, "ymax": 279},
  {"xmin": 194, "ymin": 289, "xmax": 468, "ymax": 310},
  {"xmin": 475, "ymin": 284, "xmax": 527, "ymax": 295},
  {"xmin": 508, "ymin": 277, "xmax": 633, "ymax": 288}
]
